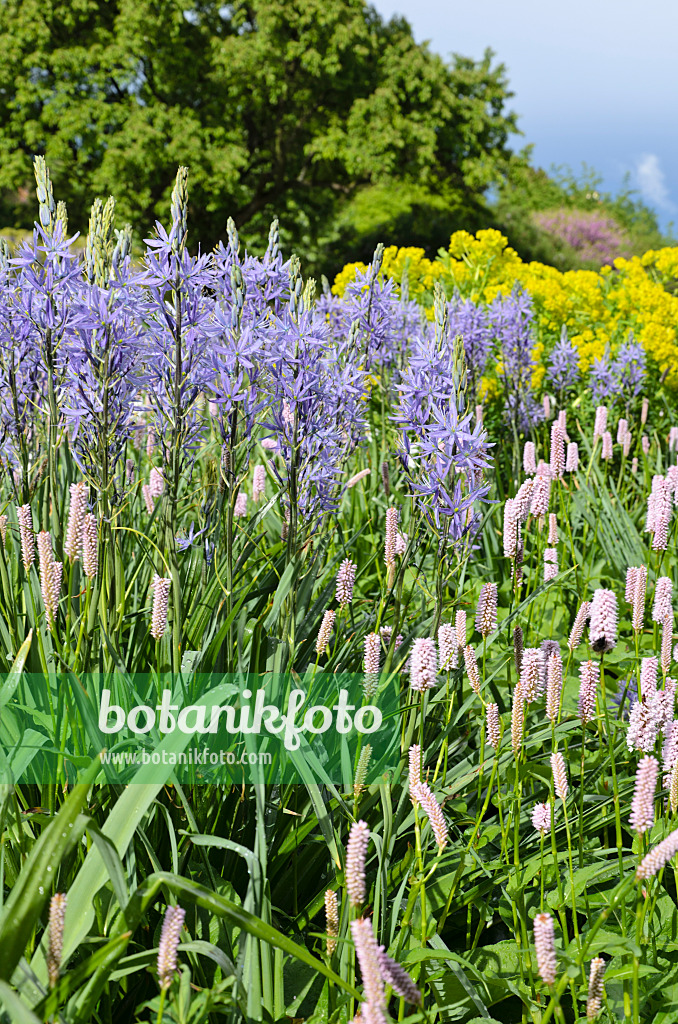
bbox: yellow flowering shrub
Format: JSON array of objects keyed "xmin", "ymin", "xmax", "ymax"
[
  {"xmin": 333, "ymin": 246, "xmax": 444, "ymax": 304},
  {"xmin": 334, "ymin": 230, "xmax": 678, "ymax": 386}
]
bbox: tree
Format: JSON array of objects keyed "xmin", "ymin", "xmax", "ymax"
[{"xmin": 0, "ymin": 0, "xmax": 523, "ymax": 264}]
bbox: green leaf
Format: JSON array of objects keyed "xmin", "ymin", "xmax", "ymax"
[
  {"xmin": 34, "ymin": 933, "xmax": 131, "ymax": 1022},
  {"xmin": 0, "ymin": 981, "xmax": 42, "ymax": 1024},
  {"xmin": 0, "ymin": 757, "xmax": 101, "ymax": 982},
  {"xmin": 0, "ymin": 631, "xmax": 32, "ymax": 709},
  {"xmin": 151, "ymin": 873, "xmax": 360, "ymax": 998}
]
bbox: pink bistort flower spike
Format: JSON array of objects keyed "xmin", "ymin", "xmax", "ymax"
[
  {"xmin": 149, "ymin": 466, "xmax": 164, "ymax": 498},
  {"xmin": 455, "ymin": 610, "xmax": 467, "ymax": 650},
  {"xmin": 376, "ymin": 945, "xmax": 422, "ymax": 1005},
  {"xmin": 533, "ymin": 913, "xmax": 557, "ymax": 985},
  {"xmin": 623, "ymin": 430, "xmax": 632, "ymax": 457},
  {"xmin": 629, "ymin": 755, "xmax": 658, "ymax": 834},
  {"xmin": 636, "ymin": 826, "xmax": 678, "ymax": 879},
  {"xmin": 593, "ymin": 405, "xmax": 608, "ymax": 440},
  {"xmin": 252, "ymin": 464, "xmax": 266, "ymax": 502},
  {"xmin": 548, "ymin": 513, "xmax": 558, "ymax": 545},
  {"xmin": 640, "ymin": 656, "xmax": 658, "ymax": 699},
  {"xmin": 568, "ymin": 601, "xmax": 591, "ymax": 651},
  {"xmin": 411, "ymin": 781, "xmax": 448, "ymax": 849},
  {"xmin": 523, "ymin": 441, "xmax": 537, "ymax": 475},
  {"xmin": 384, "ymin": 507, "xmax": 398, "ymax": 569},
  {"xmin": 625, "ymin": 566, "xmax": 638, "ymax": 604},
  {"xmin": 336, "ymin": 559, "xmax": 357, "ymax": 606},
  {"xmin": 409, "ymin": 638, "xmax": 438, "ymax": 693},
  {"xmin": 627, "ymin": 699, "xmax": 659, "ymax": 754},
  {"xmin": 141, "ymin": 484, "xmax": 155, "ymax": 515},
  {"xmin": 157, "ymin": 905, "xmax": 185, "ymax": 990},
  {"xmin": 82, "ymin": 514, "xmax": 98, "ymax": 579},
  {"xmin": 150, "ymin": 575, "xmax": 171, "ymax": 640},
  {"xmin": 351, "ymin": 917, "xmax": 386, "ymax": 1013},
  {"xmin": 47, "ymin": 893, "xmax": 67, "ymax": 989},
  {"xmin": 549, "ymin": 422, "xmax": 565, "ymax": 478},
  {"xmin": 653, "ymin": 577, "xmax": 673, "ymax": 623},
  {"xmin": 486, "ymin": 703, "xmax": 500, "ymax": 748},
  {"xmin": 234, "ymin": 492, "xmax": 248, "ymax": 517},
  {"xmin": 315, "ymin": 610, "xmax": 335, "ymax": 656},
  {"xmin": 463, "ymin": 645, "xmax": 481, "ymax": 696},
  {"xmin": 551, "ymin": 751, "xmax": 568, "ymax": 801},
  {"xmin": 16, "ymin": 503, "xmax": 34, "ymax": 572},
  {"xmin": 586, "ymin": 957, "xmax": 606, "ymax": 1021},
  {"xmin": 503, "ymin": 499, "xmax": 518, "ymax": 558},
  {"xmin": 511, "ymin": 684, "xmax": 525, "ymax": 755},
  {"xmin": 408, "ymin": 744, "xmax": 421, "ymax": 798},
  {"xmin": 325, "ymin": 891, "xmax": 338, "ymax": 955},
  {"xmin": 578, "ymin": 660, "xmax": 599, "ymax": 724},
  {"xmin": 345, "ymin": 821, "xmax": 370, "ymax": 906},
  {"xmin": 514, "ymin": 479, "xmax": 534, "ymax": 522},
  {"xmin": 544, "ymin": 548, "xmax": 558, "ymax": 581},
  {"xmin": 64, "ymin": 482, "xmax": 88, "ymax": 561},
  {"xmin": 346, "ymin": 468, "xmax": 371, "ymax": 489},
  {"xmin": 641, "ymin": 397, "xmax": 649, "ymax": 424},
  {"xmin": 662, "ymin": 615, "xmax": 673, "ymax": 675},
  {"xmin": 438, "ymin": 623, "xmax": 458, "ymax": 671},
  {"xmin": 589, "ymin": 588, "xmax": 618, "ymax": 654},
  {"xmin": 475, "ymin": 582, "xmax": 498, "ymax": 638},
  {"xmin": 532, "ymin": 802, "xmax": 551, "ymax": 834},
  {"xmin": 632, "ymin": 566, "xmax": 648, "ymax": 632},
  {"xmin": 546, "ymin": 652, "xmax": 563, "ymax": 723},
  {"xmin": 520, "ymin": 648, "xmax": 545, "ymax": 702},
  {"xmin": 363, "ymin": 632, "xmax": 381, "ymax": 697},
  {"xmin": 617, "ymin": 418, "xmax": 628, "ymax": 445},
  {"xmin": 530, "ymin": 473, "xmax": 551, "ymax": 517}
]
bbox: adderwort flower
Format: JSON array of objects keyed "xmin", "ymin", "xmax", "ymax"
[
  {"xmin": 157, "ymin": 905, "xmax": 185, "ymax": 990},
  {"xmin": 346, "ymin": 820, "xmax": 370, "ymax": 907},
  {"xmin": 324, "ymin": 890, "xmax": 338, "ymax": 955},
  {"xmin": 533, "ymin": 913, "xmax": 557, "ymax": 985},
  {"xmin": 630, "ymin": 755, "xmax": 658, "ymax": 834}
]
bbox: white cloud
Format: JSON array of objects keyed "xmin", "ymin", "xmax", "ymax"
[{"xmin": 636, "ymin": 153, "xmax": 675, "ymax": 211}]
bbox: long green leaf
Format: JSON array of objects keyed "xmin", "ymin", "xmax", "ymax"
[{"xmin": 0, "ymin": 757, "xmax": 100, "ymax": 982}]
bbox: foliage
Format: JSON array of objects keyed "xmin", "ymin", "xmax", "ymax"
[
  {"xmin": 314, "ymin": 181, "xmax": 489, "ymax": 278},
  {"xmin": 0, "ymin": 0, "xmax": 523, "ymax": 270}
]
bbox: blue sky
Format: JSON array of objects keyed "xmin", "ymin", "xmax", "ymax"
[{"xmin": 372, "ymin": 0, "xmax": 678, "ymax": 230}]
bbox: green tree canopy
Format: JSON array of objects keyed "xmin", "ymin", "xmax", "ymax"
[{"xmin": 0, "ymin": 0, "xmax": 523, "ymax": 265}]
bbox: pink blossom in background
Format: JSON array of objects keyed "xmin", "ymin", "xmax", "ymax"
[{"xmin": 532, "ymin": 208, "xmax": 632, "ymax": 267}]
